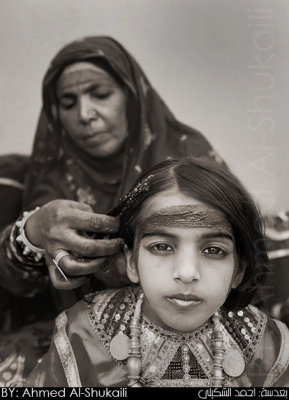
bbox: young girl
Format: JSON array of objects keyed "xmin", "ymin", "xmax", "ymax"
[{"xmin": 26, "ymin": 158, "xmax": 289, "ymax": 387}]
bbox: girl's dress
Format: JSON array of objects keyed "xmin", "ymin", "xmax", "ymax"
[{"xmin": 26, "ymin": 286, "xmax": 289, "ymax": 387}]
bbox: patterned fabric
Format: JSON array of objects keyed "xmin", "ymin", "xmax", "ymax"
[
  {"xmin": 85, "ymin": 287, "xmax": 270, "ymax": 387},
  {"xmin": 0, "ymin": 154, "xmax": 29, "ymax": 230},
  {"xmin": 23, "ymin": 36, "xmax": 216, "ymax": 212},
  {"xmin": 26, "ymin": 286, "xmax": 289, "ymax": 387},
  {"xmin": 54, "ymin": 313, "xmax": 81, "ymax": 387},
  {"xmin": 0, "ymin": 320, "xmax": 54, "ymax": 387}
]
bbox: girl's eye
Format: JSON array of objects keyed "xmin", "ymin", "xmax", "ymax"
[
  {"xmin": 203, "ymin": 246, "xmax": 225, "ymax": 256},
  {"xmin": 148, "ymin": 243, "xmax": 174, "ymax": 254}
]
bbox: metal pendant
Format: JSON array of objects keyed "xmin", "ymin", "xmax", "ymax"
[
  {"xmin": 223, "ymin": 349, "xmax": 245, "ymax": 377},
  {"xmin": 109, "ymin": 332, "xmax": 130, "ymax": 361}
]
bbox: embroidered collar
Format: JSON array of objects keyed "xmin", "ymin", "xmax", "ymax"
[{"xmin": 86, "ymin": 286, "xmax": 267, "ymax": 387}]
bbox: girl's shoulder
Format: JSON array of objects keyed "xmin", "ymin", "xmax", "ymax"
[
  {"xmin": 257, "ymin": 307, "xmax": 289, "ymax": 386},
  {"xmin": 58, "ymin": 285, "xmax": 139, "ymax": 336},
  {"xmin": 227, "ymin": 304, "xmax": 289, "ymax": 386}
]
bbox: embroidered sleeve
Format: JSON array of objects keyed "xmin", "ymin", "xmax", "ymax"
[
  {"xmin": 53, "ymin": 312, "xmax": 82, "ymax": 387},
  {"xmin": 26, "ymin": 311, "xmax": 82, "ymax": 387}
]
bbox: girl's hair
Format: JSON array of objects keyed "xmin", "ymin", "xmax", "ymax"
[{"xmin": 110, "ymin": 157, "xmax": 269, "ymax": 309}]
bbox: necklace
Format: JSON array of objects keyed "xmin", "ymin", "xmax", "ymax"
[
  {"xmin": 211, "ymin": 311, "xmax": 225, "ymax": 386},
  {"xmin": 126, "ymin": 292, "xmax": 226, "ymax": 387},
  {"xmin": 127, "ymin": 292, "xmax": 144, "ymax": 387}
]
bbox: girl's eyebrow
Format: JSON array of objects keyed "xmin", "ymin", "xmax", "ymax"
[
  {"xmin": 200, "ymin": 232, "xmax": 234, "ymax": 242},
  {"xmin": 141, "ymin": 231, "xmax": 233, "ymax": 242},
  {"xmin": 141, "ymin": 231, "xmax": 178, "ymax": 240}
]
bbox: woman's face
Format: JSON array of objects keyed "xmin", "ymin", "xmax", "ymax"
[
  {"xmin": 56, "ymin": 62, "xmax": 128, "ymax": 158},
  {"xmin": 126, "ymin": 188, "xmax": 244, "ymax": 333}
]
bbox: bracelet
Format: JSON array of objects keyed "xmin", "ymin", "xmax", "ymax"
[{"xmin": 15, "ymin": 207, "xmax": 45, "ymax": 262}]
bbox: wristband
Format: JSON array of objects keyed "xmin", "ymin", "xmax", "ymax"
[{"xmin": 15, "ymin": 207, "xmax": 45, "ymax": 262}]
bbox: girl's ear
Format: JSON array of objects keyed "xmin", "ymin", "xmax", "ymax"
[
  {"xmin": 124, "ymin": 245, "xmax": 139, "ymax": 284},
  {"xmin": 231, "ymin": 260, "xmax": 246, "ymax": 289}
]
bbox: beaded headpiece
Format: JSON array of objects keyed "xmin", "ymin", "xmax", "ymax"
[{"xmin": 110, "ymin": 174, "xmax": 154, "ymax": 218}]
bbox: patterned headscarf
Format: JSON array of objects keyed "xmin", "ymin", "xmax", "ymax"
[{"xmin": 24, "ymin": 36, "xmax": 216, "ymax": 213}]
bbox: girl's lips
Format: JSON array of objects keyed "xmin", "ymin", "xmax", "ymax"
[{"xmin": 166, "ymin": 294, "xmax": 202, "ymax": 308}]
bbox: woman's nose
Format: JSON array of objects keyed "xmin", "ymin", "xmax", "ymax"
[
  {"xmin": 173, "ymin": 251, "xmax": 201, "ymax": 283},
  {"xmin": 78, "ymin": 95, "xmax": 97, "ymax": 124}
]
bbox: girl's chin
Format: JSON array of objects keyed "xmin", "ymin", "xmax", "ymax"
[
  {"xmin": 151, "ymin": 314, "xmax": 207, "ymax": 334},
  {"xmin": 143, "ymin": 300, "xmax": 209, "ymax": 334}
]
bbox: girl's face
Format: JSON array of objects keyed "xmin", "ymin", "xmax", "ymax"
[
  {"xmin": 126, "ymin": 188, "xmax": 244, "ymax": 333},
  {"xmin": 56, "ymin": 62, "xmax": 128, "ymax": 158}
]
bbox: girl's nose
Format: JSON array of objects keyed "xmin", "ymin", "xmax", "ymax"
[
  {"xmin": 173, "ymin": 251, "xmax": 201, "ymax": 283},
  {"xmin": 78, "ymin": 95, "xmax": 97, "ymax": 124}
]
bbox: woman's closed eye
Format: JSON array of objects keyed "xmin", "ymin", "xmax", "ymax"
[
  {"xmin": 91, "ymin": 89, "xmax": 112, "ymax": 100},
  {"xmin": 59, "ymin": 95, "xmax": 76, "ymax": 109}
]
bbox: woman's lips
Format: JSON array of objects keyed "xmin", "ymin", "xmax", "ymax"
[
  {"xmin": 166, "ymin": 294, "xmax": 202, "ymax": 308},
  {"xmin": 82, "ymin": 131, "xmax": 109, "ymax": 143}
]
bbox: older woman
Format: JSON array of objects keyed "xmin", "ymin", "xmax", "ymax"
[
  {"xmin": 0, "ymin": 36, "xmax": 221, "ymax": 386},
  {"xmin": 0, "ymin": 36, "xmax": 218, "ymax": 303}
]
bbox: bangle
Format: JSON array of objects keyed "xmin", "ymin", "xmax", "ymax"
[{"xmin": 15, "ymin": 207, "xmax": 45, "ymax": 262}]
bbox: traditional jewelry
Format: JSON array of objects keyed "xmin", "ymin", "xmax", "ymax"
[
  {"xmin": 126, "ymin": 296, "xmax": 227, "ymax": 387},
  {"xmin": 111, "ymin": 291, "xmax": 245, "ymax": 387},
  {"xmin": 109, "ymin": 331, "xmax": 130, "ymax": 361},
  {"xmin": 222, "ymin": 311, "xmax": 246, "ymax": 377},
  {"xmin": 15, "ymin": 207, "xmax": 45, "ymax": 262},
  {"xmin": 211, "ymin": 311, "xmax": 225, "ymax": 386},
  {"xmin": 181, "ymin": 344, "xmax": 191, "ymax": 382},
  {"xmin": 127, "ymin": 292, "xmax": 144, "ymax": 387},
  {"xmin": 52, "ymin": 250, "xmax": 70, "ymax": 281}
]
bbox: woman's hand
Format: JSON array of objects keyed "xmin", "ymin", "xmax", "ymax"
[{"xmin": 25, "ymin": 199, "xmax": 123, "ymax": 289}]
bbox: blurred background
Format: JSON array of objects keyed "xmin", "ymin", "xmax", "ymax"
[{"xmin": 0, "ymin": 0, "xmax": 288, "ymax": 212}]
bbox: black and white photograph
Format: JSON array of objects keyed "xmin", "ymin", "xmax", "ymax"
[{"xmin": 0, "ymin": 0, "xmax": 289, "ymax": 391}]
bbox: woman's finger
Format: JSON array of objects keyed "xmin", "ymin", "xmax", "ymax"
[
  {"xmin": 46, "ymin": 256, "xmax": 88, "ymax": 290},
  {"xmin": 63, "ymin": 210, "xmax": 120, "ymax": 233},
  {"xmin": 51, "ymin": 231, "xmax": 123, "ymax": 258},
  {"xmin": 66, "ymin": 200, "xmax": 94, "ymax": 212},
  {"xmin": 52, "ymin": 251, "xmax": 107, "ymax": 276}
]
